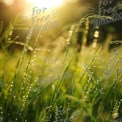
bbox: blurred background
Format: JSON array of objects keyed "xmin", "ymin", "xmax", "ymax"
[{"xmin": 0, "ymin": 0, "xmax": 122, "ymax": 53}]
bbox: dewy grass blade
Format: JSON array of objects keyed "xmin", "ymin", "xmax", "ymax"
[
  {"xmin": 24, "ymin": 82, "xmax": 53, "ymax": 110},
  {"xmin": 78, "ymin": 47, "xmax": 102, "ymax": 83},
  {"xmin": 50, "ymin": 60, "xmax": 71, "ymax": 109},
  {"xmin": 13, "ymin": 27, "xmax": 33, "ymax": 89}
]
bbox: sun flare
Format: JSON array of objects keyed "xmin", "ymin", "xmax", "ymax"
[{"xmin": 26, "ymin": 0, "xmax": 64, "ymax": 9}]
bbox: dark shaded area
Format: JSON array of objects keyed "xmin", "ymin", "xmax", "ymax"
[
  {"xmin": 76, "ymin": 0, "xmax": 122, "ymax": 51},
  {"xmin": 0, "ymin": 0, "xmax": 25, "ymax": 30}
]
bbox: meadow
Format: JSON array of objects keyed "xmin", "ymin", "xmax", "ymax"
[{"xmin": 0, "ymin": 15, "xmax": 122, "ymax": 122}]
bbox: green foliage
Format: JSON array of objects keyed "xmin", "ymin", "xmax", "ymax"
[{"xmin": 0, "ymin": 16, "xmax": 122, "ymax": 122}]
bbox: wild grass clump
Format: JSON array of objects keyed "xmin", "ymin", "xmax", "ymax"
[{"xmin": 0, "ymin": 16, "xmax": 122, "ymax": 122}]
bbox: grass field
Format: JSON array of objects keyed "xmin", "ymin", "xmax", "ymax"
[{"xmin": 0, "ymin": 17, "xmax": 122, "ymax": 122}]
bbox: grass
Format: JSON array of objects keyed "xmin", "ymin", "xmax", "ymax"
[{"xmin": 0, "ymin": 16, "xmax": 122, "ymax": 122}]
